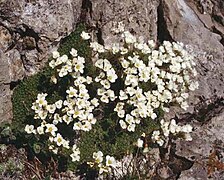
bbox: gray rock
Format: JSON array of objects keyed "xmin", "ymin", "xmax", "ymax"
[
  {"xmin": 0, "ymin": 0, "xmax": 82, "ymax": 122},
  {"xmin": 157, "ymin": 165, "xmax": 173, "ymax": 179},
  {"xmin": 0, "ymin": 50, "xmax": 12, "ymax": 123},
  {"xmin": 87, "ymin": 0, "xmax": 160, "ymax": 44},
  {"xmin": 0, "ymin": 84, "xmax": 12, "ymax": 123},
  {"xmin": 0, "ymin": 0, "xmax": 82, "ymax": 75},
  {"xmin": 176, "ymin": 109, "xmax": 224, "ymax": 179}
]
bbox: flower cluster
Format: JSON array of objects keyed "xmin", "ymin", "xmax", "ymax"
[
  {"xmin": 25, "ymin": 26, "xmax": 198, "ymax": 171},
  {"xmin": 25, "ymin": 46, "xmax": 101, "ymax": 160},
  {"xmin": 89, "ymin": 29, "xmax": 198, "ymax": 133},
  {"xmin": 151, "ymin": 119, "xmax": 193, "ymax": 146},
  {"xmin": 88, "ymin": 151, "xmax": 117, "ymax": 174}
]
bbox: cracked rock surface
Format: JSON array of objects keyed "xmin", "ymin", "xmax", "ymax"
[
  {"xmin": 0, "ymin": 0, "xmax": 224, "ymax": 178},
  {"xmin": 0, "ymin": 0, "xmax": 82, "ymax": 123},
  {"xmin": 177, "ymin": 107, "xmax": 224, "ymax": 179}
]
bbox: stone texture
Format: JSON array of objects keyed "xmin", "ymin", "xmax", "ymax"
[
  {"xmin": 0, "ymin": 0, "xmax": 82, "ymax": 75},
  {"xmin": 177, "ymin": 108, "xmax": 224, "ymax": 179},
  {"xmin": 0, "ymin": 0, "xmax": 82, "ymax": 122},
  {"xmin": 0, "ymin": 50, "xmax": 12, "ymax": 123},
  {"xmin": 86, "ymin": 0, "xmax": 159, "ymax": 44}
]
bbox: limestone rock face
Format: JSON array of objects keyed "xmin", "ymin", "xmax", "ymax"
[
  {"xmin": 0, "ymin": 51, "xmax": 12, "ymax": 123},
  {"xmin": 177, "ymin": 108, "xmax": 224, "ymax": 179},
  {"xmin": 0, "ymin": 0, "xmax": 82, "ymax": 123},
  {"xmin": 0, "ymin": 0, "xmax": 82, "ymax": 75},
  {"xmin": 86, "ymin": 0, "xmax": 160, "ymax": 44}
]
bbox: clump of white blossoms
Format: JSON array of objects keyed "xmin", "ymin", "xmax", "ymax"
[
  {"xmin": 88, "ymin": 151, "xmax": 117, "ymax": 174},
  {"xmin": 25, "ymin": 23, "xmax": 198, "ymax": 172},
  {"xmin": 151, "ymin": 119, "xmax": 193, "ymax": 146},
  {"xmin": 91, "ymin": 30, "xmax": 198, "ymax": 133}
]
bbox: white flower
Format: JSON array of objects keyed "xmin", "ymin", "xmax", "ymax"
[
  {"xmin": 54, "ymin": 133, "xmax": 64, "ymax": 146},
  {"xmin": 95, "ymin": 59, "xmax": 104, "ymax": 69},
  {"xmin": 127, "ymin": 124, "xmax": 135, "ymax": 132},
  {"xmin": 125, "ymin": 114, "xmax": 134, "ymax": 124},
  {"xmin": 49, "ymin": 60, "xmax": 56, "ymax": 69},
  {"xmin": 53, "ymin": 114, "xmax": 62, "ymax": 125},
  {"xmin": 81, "ymin": 31, "xmax": 90, "ymax": 40},
  {"xmin": 36, "ymin": 93, "xmax": 48, "ymax": 107},
  {"xmin": 126, "ymin": 87, "xmax": 136, "ymax": 96},
  {"xmin": 100, "ymin": 79, "xmax": 111, "ymax": 89},
  {"xmin": 106, "ymin": 90, "xmax": 116, "ymax": 100},
  {"xmin": 111, "ymin": 43, "xmax": 120, "ymax": 54},
  {"xmin": 50, "ymin": 75, "xmax": 57, "ymax": 84},
  {"xmin": 120, "ymin": 47, "xmax": 128, "ymax": 54},
  {"xmin": 151, "ymin": 130, "xmax": 164, "ymax": 146},
  {"xmin": 70, "ymin": 151, "xmax": 80, "ymax": 162},
  {"xmin": 62, "ymin": 139, "xmax": 70, "ymax": 149},
  {"xmin": 151, "ymin": 113, "xmax": 157, "ymax": 120},
  {"xmin": 106, "ymin": 155, "xmax": 117, "ymax": 168},
  {"xmin": 100, "ymin": 95, "xmax": 109, "ymax": 103},
  {"xmin": 143, "ymin": 146, "xmax": 149, "ymax": 153},
  {"xmin": 157, "ymin": 139, "xmax": 165, "ymax": 146},
  {"xmin": 120, "ymin": 59, "xmax": 130, "ymax": 68},
  {"xmin": 45, "ymin": 124, "xmax": 58, "ymax": 136},
  {"xmin": 119, "ymin": 90, "xmax": 128, "ymax": 100},
  {"xmin": 93, "ymin": 151, "xmax": 103, "ymax": 163},
  {"xmin": 152, "ymin": 130, "xmax": 160, "ymax": 141},
  {"xmin": 90, "ymin": 42, "xmax": 105, "ymax": 53},
  {"xmin": 73, "ymin": 122, "xmax": 82, "ymax": 130},
  {"xmin": 66, "ymin": 87, "xmax": 77, "ymax": 98},
  {"xmin": 49, "ymin": 146, "xmax": 58, "ymax": 154},
  {"xmin": 189, "ymin": 81, "xmax": 199, "ymax": 91},
  {"xmin": 148, "ymin": 40, "xmax": 156, "ymax": 48},
  {"xmin": 55, "ymin": 100, "xmax": 63, "ymax": 109},
  {"xmin": 25, "ymin": 125, "xmax": 35, "ymax": 134},
  {"xmin": 74, "ymin": 62, "xmax": 84, "ymax": 73},
  {"xmin": 60, "ymin": 55, "xmax": 69, "ymax": 63},
  {"xmin": 122, "ymin": 31, "xmax": 136, "ymax": 44},
  {"xmin": 117, "ymin": 110, "xmax": 125, "ymax": 118},
  {"xmin": 119, "ymin": 120, "xmax": 127, "ymax": 129},
  {"xmin": 137, "ymin": 138, "xmax": 144, "ymax": 148},
  {"xmin": 107, "ymin": 69, "xmax": 118, "ymax": 83},
  {"xmin": 52, "ymin": 51, "xmax": 60, "ymax": 59},
  {"xmin": 181, "ymin": 101, "xmax": 189, "ymax": 110},
  {"xmin": 81, "ymin": 121, "xmax": 92, "ymax": 131},
  {"xmin": 70, "ymin": 144, "xmax": 80, "ymax": 162},
  {"xmin": 70, "ymin": 48, "xmax": 78, "ymax": 57},
  {"xmin": 37, "ymin": 126, "xmax": 44, "ymax": 135},
  {"xmin": 91, "ymin": 98, "xmax": 99, "ymax": 107},
  {"xmin": 38, "ymin": 110, "xmax": 48, "ymax": 120},
  {"xmin": 114, "ymin": 102, "xmax": 124, "ymax": 112},
  {"xmin": 63, "ymin": 115, "xmax": 73, "ymax": 125},
  {"xmin": 169, "ymin": 119, "xmax": 177, "ymax": 134},
  {"xmin": 181, "ymin": 124, "xmax": 193, "ymax": 133},
  {"xmin": 86, "ymin": 76, "xmax": 93, "ymax": 84},
  {"xmin": 46, "ymin": 104, "xmax": 56, "ymax": 114}
]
